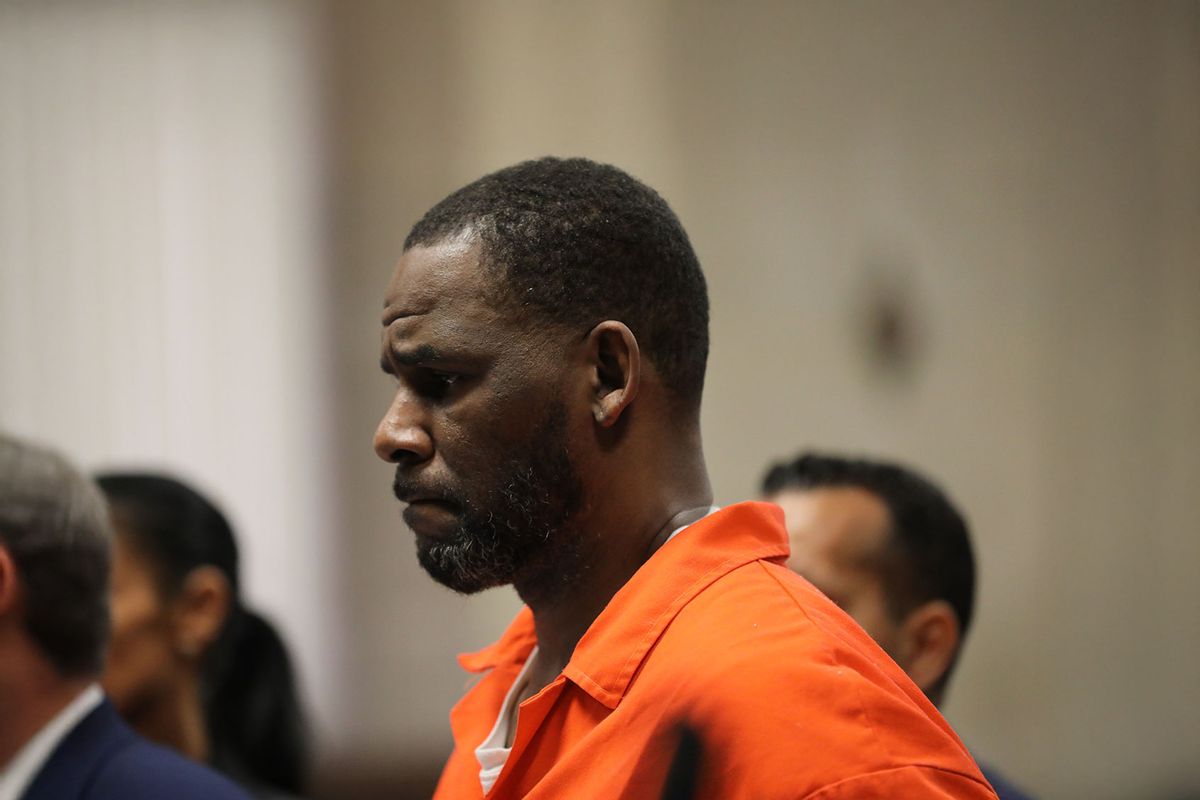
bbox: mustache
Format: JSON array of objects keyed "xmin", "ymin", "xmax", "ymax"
[{"xmin": 392, "ymin": 470, "xmax": 462, "ymax": 506}]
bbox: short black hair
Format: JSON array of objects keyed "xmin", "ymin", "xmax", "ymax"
[
  {"xmin": 405, "ymin": 157, "xmax": 710, "ymax": 411},
  {"xmin": 762, "ymin": 452, "xmax": 976, "ymax": 673},
  {"xmin": 0, "ymin": 433, "xmax": 111, "ymax": 677},
  {"xmin": 96, "ymin": 473, "xmax": 309, "ymax": 795}
]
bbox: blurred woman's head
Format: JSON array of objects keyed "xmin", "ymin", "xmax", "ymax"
[{"xmin": 96, "ymin": 473, "xmax": 307, "ymax": 796}]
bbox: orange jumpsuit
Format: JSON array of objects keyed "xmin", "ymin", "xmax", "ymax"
[{"xmin": 434, "ymin": 502, "xmax": 997, "ymax": 799}]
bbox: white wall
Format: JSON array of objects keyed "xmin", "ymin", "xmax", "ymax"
[{"xmin": 0, "ymin": 0, "xmax": 342, "ymax": 741}]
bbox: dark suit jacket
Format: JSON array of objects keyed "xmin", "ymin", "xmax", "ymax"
[
  {"xmin": 22, "ymin": 699, "xmax": 251, "ymax": 800},
  {"xmin": 981, "ymin": 763, "xmax": 1036, "ymax": 800}
]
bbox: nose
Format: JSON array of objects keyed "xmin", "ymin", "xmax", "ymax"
[{"xmin": 374, "ymin": 390, "xmax": 434, "ymax": 464}]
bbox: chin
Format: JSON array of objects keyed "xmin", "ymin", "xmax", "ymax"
[
  {"xmin": 419, "ymin": 560, "xmax": 505, "ymax": 595},
  {"xmin": 415, "ymin": 538, "xmax": 512, "ymax": 595}
]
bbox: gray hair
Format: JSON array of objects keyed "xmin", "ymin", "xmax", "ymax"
[{"xmin": 0, "ymin": 433, "xmax": 112, "ymax": 676}]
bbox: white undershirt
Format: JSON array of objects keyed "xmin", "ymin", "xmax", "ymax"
[
  {"xmin": 0, "ymin": 684, "xmax": 103, "ymax": 800},
  {"xmin": 472, "ymin": 506, "xmax": 719, "ymax": 795},
  {"xmin": 663, "ymin": 506, "xmax": 719, "ymax": 545},
  {"xmin": 475, "ymin": 646, "xmax": 537, "ymax": 795}
]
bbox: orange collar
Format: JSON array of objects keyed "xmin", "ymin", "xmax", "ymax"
[{"xmin": 456, "ymin": 501, "xmax": 789, "ymax": 708}]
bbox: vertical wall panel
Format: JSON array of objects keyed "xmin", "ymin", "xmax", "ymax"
[{"xmin": 0, "ymin": 0, "xmax": 342, "ymax": 744}]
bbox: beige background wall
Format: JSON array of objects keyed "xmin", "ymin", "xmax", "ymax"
[
  {"xmin": 2, "ymin": 2, "xmax": 1196, "ymax": 798},
  {"xmin": 326, "ymin": 3, "xmax": 1199, "ymax": 798}
]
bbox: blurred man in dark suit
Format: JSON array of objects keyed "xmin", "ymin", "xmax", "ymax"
[
  {"xmin": 763, "ymin": 451, "xmax": 1035, "ymax": 800},
  {"xmin": 0, "ymin": 433, "xmax": 248, "ymax": 800}
]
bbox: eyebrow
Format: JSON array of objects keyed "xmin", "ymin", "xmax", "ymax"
[{"xmin": 380, "ymin": 343, "xmax": 442, "ymax": 373}]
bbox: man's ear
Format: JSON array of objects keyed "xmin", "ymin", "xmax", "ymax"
[
  {"xmin": 585, "ymin": 321, "xmax": 641, "ymax": 428},
  {"xmin": 898, "ymin": 599, "xmax": 961, "ymax": 699},
  {"xmin": 170, "ymin": 566, "xmax": 232, "ymax": 660}
]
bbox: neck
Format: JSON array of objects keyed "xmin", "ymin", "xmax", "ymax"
[
  {"xmin": 518, "ymin": 439, "xmax": 712, "ymax": 683},
  {"xmin": 0, "ymin": 646, "xmax": 93, "ymax": 768},
  {"xmin": 125, "ymin": 671, "xmax": 210, "ymax": 764}
]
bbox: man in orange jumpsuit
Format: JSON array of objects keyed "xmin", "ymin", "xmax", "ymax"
[{"xmin": 373, "ymin": 157, "xmax": 998, "ymax": 799}]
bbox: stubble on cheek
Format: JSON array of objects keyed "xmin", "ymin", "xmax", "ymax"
[{"xmin": 412, "ymin": 399, "xmax": 585, "ymax": 598}]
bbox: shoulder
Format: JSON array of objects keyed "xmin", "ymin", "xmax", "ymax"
[
  {"xmin": 642, "ymin": 559, "xmax": 993, "ymax": 796},
  {"xmin": 797, "ymin": 765, "xmax": 999, "ymax": 799},
  {"xmin": 24, "ymin": 699, "xmax": 250, "ymax": 800},
  {"xmin": 88, "ymin": 737, "xmax": 252, "ymax": 800},
  {"xmin": 661, "ymin": 556, "xmax": 882, "ymax": 672},
  {"xmin": 645, "ymin": 557, "xmax": 922, "ymax": 721}
]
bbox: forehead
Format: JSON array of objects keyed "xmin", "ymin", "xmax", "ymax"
[
  {"xmin": 771, "ymin": 486, "xmax": 891, "ymax": 568},
  {"xmin": 381, "ymin": 237, "xmax": 514, "ymax": 344},
  {"xmin": 384, "ymin": 236, "xmax": 487, "ymax": 320}
]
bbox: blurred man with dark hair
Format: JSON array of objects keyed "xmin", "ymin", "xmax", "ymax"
[
  {"xmin": 375, "ymin": 157, "xmax": 997, "ymax": 798},
  {"xmin": 0, "ymin": 433, "xmax": 248, "ymax": 800},
  {"xmin": 762, "ymin": 451, "xmax": 1034, "ymax": 799}
]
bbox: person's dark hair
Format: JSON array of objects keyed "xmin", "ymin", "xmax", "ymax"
[
  {"xmin": 405, "ymin": 156, "xmax": 710, "ymax": 412},
  {"xmin": 94, "ymin": 473, "xmax": 308, "ymax": 796},
  {"xmin": 762, "ymin": 452, "xmax": 976, "ymax": 694},
  {"xmin": 0, "ymin": 433, "xmax": 111, "ymax": 677}
]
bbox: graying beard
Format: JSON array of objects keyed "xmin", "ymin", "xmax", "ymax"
[{"xmin": 418, "ymin": 459, "xmax": 579, "ymax": 595}]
